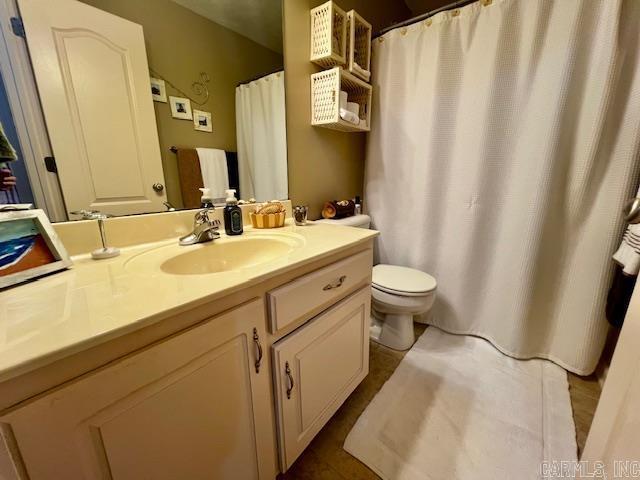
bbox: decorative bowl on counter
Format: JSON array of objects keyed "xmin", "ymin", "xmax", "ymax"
[{"xmin": 250, "ymin": 211, "xmax": 286, "ymax": 229}]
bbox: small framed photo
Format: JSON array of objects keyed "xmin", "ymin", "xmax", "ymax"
[
  {"xmin": 0, "ymin": 209, "xmax": 72, "ymax": 289},
  {"xmin": 150, "ymin": 77, "xmax": 167, "ymax": 103},
  {"xmin": 193, "ymin": 110, "xmax": 212, "ymax": 132},
  {"xmin": 169, "ymin": 96, "xmax": 193, "ymax": 120}
]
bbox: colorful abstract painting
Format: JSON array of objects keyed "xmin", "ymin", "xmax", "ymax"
[{"xmin": 0, "ymin": 218, "xmax": 56, "ymax": 277}]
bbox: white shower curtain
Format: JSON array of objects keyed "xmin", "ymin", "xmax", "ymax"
[
  {"xmin": 235, "ymin": 71, "xmax": 288, "ymax": 201},
  {"xmin": 366, "ymin": 0, "xmax": 640, "ymax": 374}
]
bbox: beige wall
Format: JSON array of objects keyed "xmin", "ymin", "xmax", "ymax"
[
  {"xmin": 283, "ymin": 0, "xmax": 410, "ymax": 219},
  {"xmin": 80, "ymin": 0, "xmax": 283, "ymax": 207}
]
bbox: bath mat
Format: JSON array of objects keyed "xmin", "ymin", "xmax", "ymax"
[{"xmin": 344, "ymin": 328, "xmax": 577, "ymax": 480}]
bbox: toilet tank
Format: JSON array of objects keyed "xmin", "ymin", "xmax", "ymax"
[{"xmin": 315, "ymin": 214, "xmax": 371, "ymax": 228}]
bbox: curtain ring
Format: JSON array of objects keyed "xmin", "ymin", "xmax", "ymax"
[
  {"xmin": 424, "ymin": 18, "xmax": 432, "ymax": 27},
  {"xmin": 451, "ymin": 9, "xmax": 461, "ymax": 17},
  {"xmin": 400, "ymin": 27, "xmax": 408, "ymax": 35},
  {"xmin": 482, "ymin": 0, "xmax": 493, "ymax": 5}
]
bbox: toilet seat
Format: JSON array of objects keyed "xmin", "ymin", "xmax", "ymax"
[{"xmin": 372, "ymin": 264, "xmax": 437, "ymax": 297}]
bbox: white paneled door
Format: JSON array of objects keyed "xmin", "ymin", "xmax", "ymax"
[
  {"xmin": 582, "ymin": 285, "xmax": 640, "ymax": 473},
  {"xmin": 17, "ymin": 0, "xmax": 166, "ymax": 216}
]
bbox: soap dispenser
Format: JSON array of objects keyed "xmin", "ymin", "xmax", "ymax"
[
  {"xmin": 199, "ymin": 188, "xmax": 214, "ymax": 208},
  {"xmin": 223, "ymin": 189, "xmax": 243, "ymax": 235}
]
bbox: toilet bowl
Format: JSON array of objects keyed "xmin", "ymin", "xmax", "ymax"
[
  {"xmin": 316, "ymin": 215, "xmax": 437, "ymax": 350},
  {"xmin": 370, "ymin": 264, "xmax": 436, "ymax": 350}
]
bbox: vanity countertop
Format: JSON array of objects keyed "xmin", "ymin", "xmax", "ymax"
[{"xmin": 0, "ymin": 221, "xmax": 377, "ymax": 382}]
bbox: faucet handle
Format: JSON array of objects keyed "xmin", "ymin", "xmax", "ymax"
[
  {"xmin": 194, "ymin": 207, "xmax": 212, "ymax": 224},
  {"xmin": 194, "ymin": 208, "xmax": 220, "ymax": 229}
]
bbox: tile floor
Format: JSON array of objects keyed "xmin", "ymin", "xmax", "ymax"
[
  {"xmin": 567, "ymin": 372, "xmax": 601, "ymax": 456},
  {"xmin": 279, "ymin": 325, "xmax": 602, "ymax": 479}
]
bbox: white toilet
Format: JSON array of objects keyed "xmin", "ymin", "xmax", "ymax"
[{"xmin": 315, "ymin": 214, "xmax": 437, "ymax": 350}]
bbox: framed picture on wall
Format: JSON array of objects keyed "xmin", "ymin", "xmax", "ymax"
[
  {"xmin": 0, "ymin": 209, "xmax": 72, "ymax": 289},
  {"xmin": 193, "ymin": 110, "xmax": 212, "ymax": 132},
  {"xmin": 150, "ymin": 77, "xmax": 167, "ymax": 102},
  {"xmin": 169, "ymin": 96, "xmax": 193, "ymax": 120}
]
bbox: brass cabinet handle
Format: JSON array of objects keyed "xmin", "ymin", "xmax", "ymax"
[
  {"xmin": 323, "ymin": 275, "xmax": 346, "ymax": 291},
  {"xmin": 285, "ymin": 361, "xmax": 294, "ymax": 399},
  {"xmin": 253, "ymin": 328, "xmax": 263, "ymax": 374}
]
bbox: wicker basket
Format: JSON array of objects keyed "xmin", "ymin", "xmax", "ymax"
[
  {"xmin": 311, "ymin": 67, "xmax": 372, "ymax": 132},
  {"xmin": 250, "ymin": 211, "xmax": 286, "ymax": 229},
  {"xmin": 346, "ymin": 10, "xmax": 372, "ymax": 82},
  {"xmin": 310, "ymin": 1, "xmax": 347, "ymax": 68}
]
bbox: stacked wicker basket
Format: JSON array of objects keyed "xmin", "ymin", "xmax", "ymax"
[{"xmin": 310, "ymin": 1, "xmax": 373, "ymax": 132}]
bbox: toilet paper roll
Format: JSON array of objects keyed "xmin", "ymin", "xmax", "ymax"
[
  {"xmin": 339, "ymin": 91, "xmax": 348, "ymax": 110},
  {"xmin": 347, "ymin": 101, "xmax": 360, "ymax": 116}
]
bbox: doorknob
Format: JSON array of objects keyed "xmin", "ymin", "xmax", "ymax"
[{"xmin": 152, "ymin": 183, "xmax": 164, "ymax": 192}]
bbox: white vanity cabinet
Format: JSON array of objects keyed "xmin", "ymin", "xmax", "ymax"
[
  {"xmin": 0, "ymin": 299, "xmax": 277, "ymax": 480},
  {"xmin": 0, "ymin": 243, "xmax": 375, "ymax": 478}
]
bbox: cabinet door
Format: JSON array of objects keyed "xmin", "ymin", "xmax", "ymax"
[
  {"xmin": 272, "ymin": 287, "xmax": 371, "ymax": 470},
  {"xmin": 0, "ymin": 299, "xmax": 277, "ymax": 480}
]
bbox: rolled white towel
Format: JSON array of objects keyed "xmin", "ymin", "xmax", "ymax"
[
  {"xmin": 347, "ymin": 101, "xmax": 360, "ymax": 115},
  {"xmin": 339, "ymin": 91, "xmax": 348, "ymax": 110},
  {"xmin": 339, "ymin": 108, "xmax": 360, "ymax": 125},
  {"xmin": 352, "ymin": 63, "xmax": 371, "ymax": 81}
]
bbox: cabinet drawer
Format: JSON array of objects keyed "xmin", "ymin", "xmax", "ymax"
[
  {"xmin": 272, "ymin": 287, "xmax": 371, "ymax": 470},
  {"xmin": 268, "ymin": 249, "xmax": 372, "ymax": 334}
]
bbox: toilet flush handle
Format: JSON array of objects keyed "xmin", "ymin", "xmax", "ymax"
[{"xmin": 323, "ymin": 275, "xmax": 347, "ymax": 291}]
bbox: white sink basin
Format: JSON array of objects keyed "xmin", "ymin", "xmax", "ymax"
[{"xmin": 125, "ymin": 232, "xmax": 305, "ymax": 276}]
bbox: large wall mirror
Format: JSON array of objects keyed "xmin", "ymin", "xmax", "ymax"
[{"xmin": 0, "ymin": 0, "xmax": 287, "ymax": 220}]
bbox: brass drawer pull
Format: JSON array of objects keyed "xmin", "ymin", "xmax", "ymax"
[
  {"xmin": 323, "ymin": 275, "xmax": 346, "ymax": 291},
  {"xmin": 285, "ymin": 361, "xmax": 294, "ymax": 399},
  {"xmin": 253, "ymin": 328, "xmax": 263, "ymax": 374}
]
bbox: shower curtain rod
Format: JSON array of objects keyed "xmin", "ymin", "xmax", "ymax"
[
  {"xmin": 376, "ymin": 0, "xmax": 477, "ymax": 37},
  {"xmin": 237, "ymin": 69, "xmax": 284, "ymax": 87}
]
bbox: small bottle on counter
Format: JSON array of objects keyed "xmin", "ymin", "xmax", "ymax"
[
  {"xmin": 223, "ymin": 189, "xmax": 243, "ymax": 236},
  {"xmin": 199, "ymin": 188, "xmax": 214, "ymax": 208}
]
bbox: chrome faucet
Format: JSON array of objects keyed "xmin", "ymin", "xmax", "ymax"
[{"xmin": 179, "ymin": 208, "xmax": 221, "ymax": 246}]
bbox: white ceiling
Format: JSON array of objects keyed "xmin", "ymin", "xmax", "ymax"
[{"xmin": 171, "ymin": 0, "xmax": 283, "ymax": 54}]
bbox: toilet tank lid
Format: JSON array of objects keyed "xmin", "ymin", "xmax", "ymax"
[
  {"xmin": 372, "ymin": 264, "xmax": 437, "ymax": 294},
  {"xmin": 315, "ymin": 214, "xmax": 371, "ymax": 228}
]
